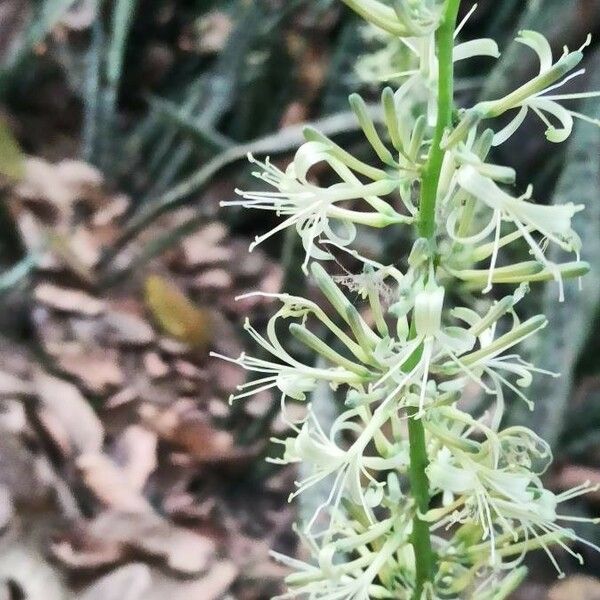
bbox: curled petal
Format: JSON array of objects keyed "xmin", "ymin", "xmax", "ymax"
[
  {"xmin": 530, "ymin": 97, "xmax": 574, "ymax": 143},
  {"xmin": 453, "ymin": 39, "xmax": 500, "ymax": 62},
  {"xmin": 516, "ymin": 30, "xmax": 554, "ymax": 74}
]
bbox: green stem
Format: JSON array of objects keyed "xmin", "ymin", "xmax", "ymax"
[
  {"xmin": 407, "ymin": 406, "xmax": 434, "ymax": 599},
  {"xmin": 408, "ymin": 1, "xmax": 461, "ymax": 598},
  {"xmin": 418, "ymin": 0, "xmax": 461, "ymax": 241}
]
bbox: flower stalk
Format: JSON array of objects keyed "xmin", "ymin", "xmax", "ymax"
[
  {"xmin": 214, "ymin": 1, "xmax": 600, "ymax": 598},
  {"xmin": 408, "ymin": 2, "xmax": 462, "ymax": 596}
]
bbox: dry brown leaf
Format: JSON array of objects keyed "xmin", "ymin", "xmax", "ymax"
[
  {"xmin": 34, "ymin": 370, "xmax": 104, "ymax": 455},
  {"xmin": 50, "ymin": 538, "xmax": 123, "ymax": 570},
  {"xmin": 149, "ymin": 561, "xmax": 238, "ymax": 600},
  {"xmin": 174, "ymin": 415, "xmax": 237, "ymax": 463},
  {"xmin": 79, "ymin": 564, "xmax": 151, "ymax": 600},
  {"xmin": 173, "ymin": 360, "xmax": 207, "ymax": 381},
  {"xmin": 15, "ymin": 211, "xmax": 60, "ymax": 270},
  {"xmin": 0, "ymin": 486, "xmax": 13, "ymax": 530},
  {"xmin": 143, "ymin": 352, "xmax": 169, "ymax": 380},
  {"xmin": 37, "ymin": 407, "xmax": 73, "ymax": 456},
  {"xmin": 549, "ymin": 576, "xmax": 600, "ymax": 600},
  {"xmin": 210, "ymin": 357, "xmax": 245, "ymax": 392},
  {"xmin": 0, "ymin": 370, "xmax": 32, "ymax": 398},
  {"xmin": 207, "ymin": 398, "xmax": 229, "ymax": 419},
  {"xmin": 89, "ymin": 510, "xmax": 216, "ymax": 575},
  {"xmin": 260, "ymin": 264, "xmax": 284, "ymax": 295},
  {"xmin": 57, "ymin": 349, "xmax": 124, "ymax": 395},
  {"xmin": 139, "ymin": 403, "xmax": 241, "ymax": 463},
  {"xmin": 158, "ymin": 337, "xmax": 192, "ymax": 356},
  {"xmin": 112, "ymin": 425, "xmax": 157, "ymax": 493},
  {"xmin": 193, "ymin": 268, "xmax": 232, "ymax": 290},
  {"xmin": 103, "ymin": 309, "xmax": 155, "ymax": 346},
  {"xmin": 15, "ymin": 158, "xmax": 103, "ymax": 223},
  {"xmin": 34, "ymin": 283, "xmax": 106, "ymax": 316},
  {"xmin": 138, "ymin": 403, "xmax": 179, "ymax": 439},
  {"xmin": 0, "ymin": 532, "xmax": 68, "ymax": 600},
  {"xmin": 0, "ymin": 399, "xmax": 27, "ymax": 434},
  {"xmin": 105, "ymin": 386, "xmax": 139, "ymax": 409},
  {"xmin": 179, "ymin": 223, "xmax": 231, "ymax": 268},
  {"xmin": 46, "ymin": 232, "xmax": 97, "ymax": 284},
  {"xmin": 76, "ymin": 453, "xmax": 152, "ymax": 513}
]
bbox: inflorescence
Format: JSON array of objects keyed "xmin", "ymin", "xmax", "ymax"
[{"xmin": 213, "ymin": 1, "xmax": 600, "ymax": 598}]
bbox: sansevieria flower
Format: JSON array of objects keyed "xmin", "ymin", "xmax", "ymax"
[{"xmin": 214, "ymin": 2, "xmax": 600, "ymax": 598}]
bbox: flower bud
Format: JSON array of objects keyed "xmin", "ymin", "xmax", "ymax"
[{"xmin": 414, "ymin": 285, "xmax": 445, "ymax": 337}]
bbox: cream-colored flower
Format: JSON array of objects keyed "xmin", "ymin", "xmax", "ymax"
[
  {"xmin": 447, "ymin": 31, "xmax": 600, "ymax": 147},
  {"xmin": 456, "ymin": 165, "xmax": 583, "ymax": 299},
  {"xmin": 226, "ymin": 146, "xmax": 407, "ymax": 272}
]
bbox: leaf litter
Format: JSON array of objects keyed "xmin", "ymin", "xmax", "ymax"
[{"xmin": 0, "ymin": 155, "xmax": 296, "ymax": 599}]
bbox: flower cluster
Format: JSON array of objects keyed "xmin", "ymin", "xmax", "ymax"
[{"xmin": 215, "ymin": 2, "xmax": 599, "ymax": 599}]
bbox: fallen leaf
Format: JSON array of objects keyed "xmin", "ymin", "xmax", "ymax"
[
  {"xmin": 173, "ymin": 360, "xmax": 207, "ymax": 381},
  {"xmin": 149, "ymin": 561, "xmax": 238, "ymax": 599},
  {"xmin": 57, "ymin": 349, "xmax": 124, "ymax": 395},
  {"xmin": 89, "ymin": 510, "xmax": 216, "ymax": 575},
  {"xmin": 15, "ymin": 158, "xmax": 103, "ymax": 223},
  {"xmin": 174, "ymin": 414, "xmax": 237, "ymax": 463},
  {"xmin": 79, "ymin": 564, "xmax": 151, "ymax": 600},
  {"xmin": 92, "ymin": 194, "xmax": 129, "ymax": 227},
  {"xmin": 0, "ymin": 486, "xmax": 13, "ymax": 530},
  {"xmin": 139, "ymin": 403, "xmax": 241, "ymax": 463},
  {"xmin": 51, "ymin": 537, "xmax": 123, "ymax": 570},
  {"xmin": 0, "ymin": 534, "xmax": 68, "ymax": 600},
  {"xmin": 179, "ymin": 223, "xmax": 231, "ymax": 268},
  {"xmin": 46, "ymin": 227, "xmax": 97, "ymax": 283},
  {"xmin": 552, "ymin": 465, "xmax": 600, "ymax": 503},
  {"xmin": 34, "ymin": 370, "xmax": 104, "ymax": 455},
  {"xmin": 0, "ymin": 118, "xmax": 24, "ymax": 181},
  {"xmin": 105, "ymin": 386, "xmax": 139, "ymax": 409},
  {"xmin": 0, "ymin": 399, "xmax": 27, "ymax": 434},
  {"xmin": 76, "ymin": 453, "xmax": 152, "ymax": 513},
  {"xmin": 143, "ymin": 352, "xmax": 170, "ymax": 379},
  {"xmin": 112, "ymin": 425, "xmax": 157, "ymax": 493},
  {"xmin": 103, "ymin": 309, "xmax": 155, "ymax": 346},
  {"xmin": 0, "ymin": 370, "xmax": 32, "ymax": 398},
  {"xmin": 144, "ymin": 275, "xmax": 211, "ymax": 348},
  {"xmin": 34, "ymin": 283, "xmax": 106, "ymax": 316},
  {"xmin": 193, "ymin": 268, "xmax": 232, "ymax": 290},
  {"xmin": 158, "ymin": 337, "xmax": 191, "ymax": 356}
]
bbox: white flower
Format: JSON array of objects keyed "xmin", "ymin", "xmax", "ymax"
[
  {"xmin": 271, "ymin": 515, "xmax": 410, "ymax": 600},
  {"xmin": 370, "ymin": 5, "xmax": 499, "ymax": 127},
  {"xmin": 273, "ymin": 361, "xmax": 420, "ymax": 532},
  {"xmin": 225, "ymin": 145, "xmax": 407, "ymax": 272},
  {"xmin": 438, "ymin": 295, "xmax": 549, "ymax": 427},
  {"xmin": 210, "ymin": 314, "xmax": 366, "ymax": 406},
  {"xmin": 340, "ymin": 0, "xmax": 441, "ymax": 38},
  {"xmin": 456, "ymin": 165, "xmax": 583, "ymax": 299},
  {"xmin": 426, "ymin": 419, "xmax": 600, "ymax": 574},
  {"xmin": 447, "ymin": 31, "xmax": 600, "ymax": 147}
]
